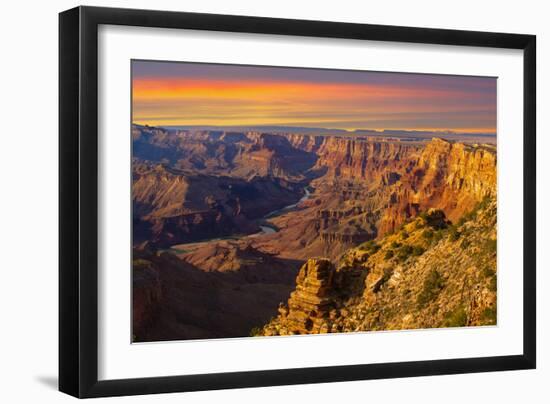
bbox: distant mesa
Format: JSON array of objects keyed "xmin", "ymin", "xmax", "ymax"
[{"xmin": 133, "ymin": 123, "xmax": 496, "ymax": 145}]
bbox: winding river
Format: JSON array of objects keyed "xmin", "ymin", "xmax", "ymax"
[
  {"xmin": 167, "ymin": 186, "xmax": 312, "ymax": 253},
  {"xmin": 257, "ymin": 186, "xmax": 311, "ymax": 235}
]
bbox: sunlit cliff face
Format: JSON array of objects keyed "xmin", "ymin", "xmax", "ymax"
[{"xmin": 131, "ymin": 60, "xmax": 497, "ymax": 134}]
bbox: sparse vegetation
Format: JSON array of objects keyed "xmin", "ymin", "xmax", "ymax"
[
  {"xmin": 476, "ymin": 195, "xmax": 492, "ymax": 211},
  {"xmin": 481, "ymin": 307, "xmax": 497, "ymax": 324},
  {"xmin": 448, "ymin": 225, "xmax": 460, "ymax": 241},
  {"xmin": 422, "ymin": 229, "xmax": 434, "ymax": 240},
  {"xmin": 384, "ymin": 249, "xmax": 394, "ymax": 260},
  {"xmin": 457, "ymin": 196, "xmax": 492, "ymax": 227},
  {"xmin": 442, "ymin": 305, "xmax": 468, "ymax": 327},
  {"xmin": 424, "ymin": 209, "xmax": 448, "ymax": 229},
  {"xmin": 396, "ymin": 244, "xmax": 414, "ymax": 262},
  {"xmin": 393, "ymin": 244, "xmax": 425, "ymax": 261},
  {"xmin": 359, "ymin": 240, "xmax": 380, "ymax": 254},
  {"xmin": 432, "ymin": 230, "xmax": 443, "ymax": 243},
  {"xmin": 484, "ymin": 239, "xmax": 497, "ymax": 254},
  {"xmin": 411, "ymin": 245, "xmax": 426, "ymax": 256},
  {"xmin": 417, "ymin": 269, "xmax": 445, "ymax": 307}
]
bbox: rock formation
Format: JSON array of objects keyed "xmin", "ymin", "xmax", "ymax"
[
  {"xmin": 254, "ymin": 137, "xmax": 496, "ymax": 259},
  {"xmin": 131, "ymin": 124, "xmax": 498, "ymax": 340},
  {"xmin": 132, "ymin": 162, "xmax": 304, "ymax": 247},
  {"xmin": 260, "ymin": 197, "xmax": 497, "ymax": 335},
  {"xmin": 260, "ymin": 257, "xmax": 366, "ymax": 336}
]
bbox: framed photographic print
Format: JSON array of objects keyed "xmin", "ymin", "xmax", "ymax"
[{"xmin": 59, "ymin": 6, "xmax": 536, "ymax": 398}]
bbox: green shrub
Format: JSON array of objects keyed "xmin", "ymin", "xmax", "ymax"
[
  {"xmin": 448, "ymin": 225, "xmax": 460, "ymax": 241},
  {"xmin": 424, "ymin": 209, "xmax": 448, "ymax": 229},
  {"xmin": 417, "ymin": 269, "xmax": 445, "ymax": 307},
  {"xmin": 384, "ymin": 249, "xmax": 395, "ymax": 260},
  {"xmin": 422, "ymin": 229, "xmax": 434, "ymax": 240},
  {"xmin": 457, "ymin": 197, "xmax": 491, "ymax": 227},
  {"xmin": 359, "ymin": 240, "xmax": 379, "ymax": 253},
  {"xmin": 396, "ymin": 244, "xmax": 414, "ymax": 262},
  {"xmin": 458, "ymin": 210, "xmax": 477, "ymax": 226},
  {"xmin": 390, "ymin": 241, "xmax": 402, "ymax": 249},
  {"xmin": 383, "ymin": 267, "xmax": 393, "ymax": 281},
  {"xmin": 412, "ymin": 246, "xmax": 426, "ymax": 256},
  {"xmin": 476, "ymin": 196, "xmax": 492, "ymax": 211},
  {"xmin": 484, "ymin": 239, "xmax": 497, "ymax": 254},
  {"xmin": 481, "ymin": 307, "xmax": 497, "ymax": 324},
  {"xmin": 442, "ymin": 306, "xmax": 468, "ymax": 327},
  {"xmin": 402, "ymin": 217, "xmax": 416, "ymax": 228}
]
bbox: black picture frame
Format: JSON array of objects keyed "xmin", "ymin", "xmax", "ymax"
[{"xmin": 59, "ymin": 6, "xmax": 536, "ymax": 398}]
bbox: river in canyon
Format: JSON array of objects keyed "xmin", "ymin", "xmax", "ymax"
[
  {"xmin": 167, "ymin": 186, "xmax": 312, "ymax": 253},
  {"xmin": 258, "ymin": 186, "xmax": 312, "ymax": 234}
]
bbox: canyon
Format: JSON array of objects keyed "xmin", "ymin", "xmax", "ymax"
[{"xmin": 131, "ymin": 124, "xmax": 497, "ymax": 342}]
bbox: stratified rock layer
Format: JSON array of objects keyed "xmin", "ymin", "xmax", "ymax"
[
  {"xmin": 262, "ymin": 258, "xmax": 365, "ymax": 336},
  {"xmin": 131, "ymin": 125, "xmax": 498, "ymax": 340},
  {"xmin": 133, "ymin": 125, "xmax": 496, "ymax": 258},
  {"xmin": 132, "ymin": 163, "xmax": 304, "ymax": 247},
  {"xmin": 260, "ymin": 198, "xmax": 497, "ymax": 336}
]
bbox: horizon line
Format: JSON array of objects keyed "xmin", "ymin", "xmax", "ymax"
[{"xmin": 132, "ymin": 122, "xmax": 497, "ymax": 136}]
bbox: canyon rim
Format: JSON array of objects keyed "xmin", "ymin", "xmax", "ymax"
[{"xmin": 131, "ymin": 60, "xmax": 497, "ymax": 342}]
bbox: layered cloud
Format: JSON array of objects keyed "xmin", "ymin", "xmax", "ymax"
[{"xmin": 132, "ymin": 60, "xmax": 496, "ymax": 132}]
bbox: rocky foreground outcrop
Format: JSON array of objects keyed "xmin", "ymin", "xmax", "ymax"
[
  {"xmin": 263, "ymin": 258, "xmax": 364, "ymax": 334},
  {"xmin": 259, "ymin": 198, "xmax": 497, "ymax": 336}
]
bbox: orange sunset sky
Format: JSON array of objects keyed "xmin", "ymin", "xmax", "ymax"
[{"xmin": 132, "ymin": 60, "xmax": 497, "ymax": 133}]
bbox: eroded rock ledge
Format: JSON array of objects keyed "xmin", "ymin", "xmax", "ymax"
[
  {"xmin": 262, "ymin": 258, "xmax": 364, "ymax": 335},
  {"xmin": 260, "ymin": 199, "xmax": 497, "ymax": 336}
]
